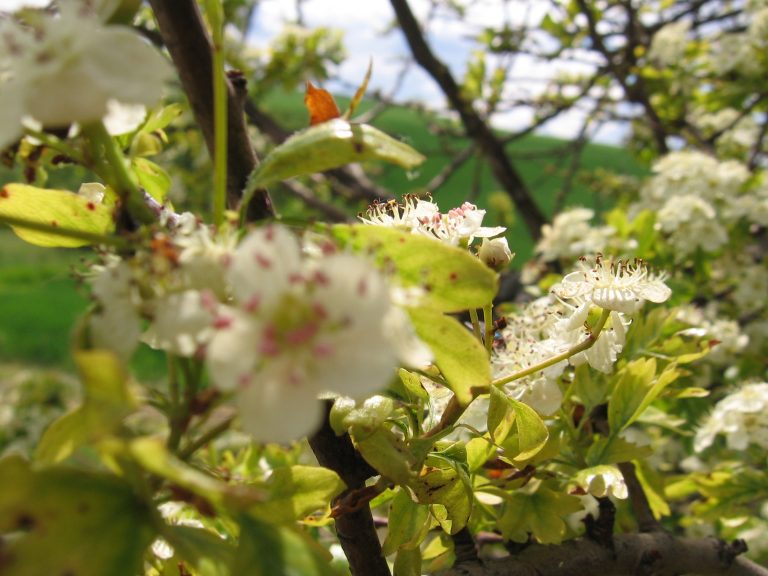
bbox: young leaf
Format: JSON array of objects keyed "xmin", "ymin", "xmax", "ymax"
[
  {"xmin": 0, "ymin": 455, "xmax": 155, "ymax": 576},
  {"xmin": 244, "ymin": 119, "xmax": 425, "ymax": 192},
  {"xmin": 381, "ymin": 488, "xmax": 431, "ymax": 556},
  {"xmin": 305, "ymin": 81, "xmax": 342, "ymax": 125},
  {"xmin": 0, "ymin": 183, "xmax": 115, "ymax": 247},
  {"xmin": 354, "ymin": 426, "xmax": 417, "ymax": 485},
  {"xmin": 488, "ymin": 386, "xmax": 515, "ymax": 444},
  {"xmin": 508, "ymin": 398, "xmax": 549, "ymax": 461},
  {"xmin": 162, "ymin": 524, "xmax": 235, "ymax": 576},
  {"xmin": 233, "ymin": 516, "xmax": 340, "ymax": 576},
  {"xmin": 249, "ymin": 465, "xmax": 346, "ymax": 524},
  {"xmin": 35, "ymin": 350, "xmax": 136, "ymax": 465},
  {"xmin": 497, "ymin": 482, "xmax": 582, "ymax": 544},
  {"xmin": 408, "ymin": 307, "xmax": 491, "ymax": 406},
  {"xmin": 331, "ymin": 224, "xmax": 498, "ymax": 312},
  {"xmin": 394, "ymin": 547, "xmax": 422, "ymax": 576}
]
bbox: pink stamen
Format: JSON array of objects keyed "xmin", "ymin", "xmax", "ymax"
[
  {"xmin": 244, "ymin": 294, "xmax": 261, "ymax": 313},
  {"xmin": 286, "ymin": 322, "xmax": 319, "ymax": 346},
  {"xmin": 255, "ymin": 253, "xmax": 272, "ymax": 268},
  {"xmin": 313, "ymin": 342, "xmax": 334, "ymax": 358},
  {"xmin": 213, "ymin": 315, "xmax": 233, "ymax": 329}
]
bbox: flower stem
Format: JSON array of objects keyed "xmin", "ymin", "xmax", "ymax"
[
  {"xmin": 491, "ymin": 308, "xmax": 611, "ymax": 388},
  {"xmin": 205, "ymin": 0, "xmax": 227, "ymax": 227},
  {"xmin": 82, "ymin": 121, "xmax": 155, "ymax": 224},
  {"xmin": 469, "ymin": 308, "xmax": 482, "ymax": 341},
  {"xmin": 483, "ymin": 303, "xmax": 494, "ymax": 355}
]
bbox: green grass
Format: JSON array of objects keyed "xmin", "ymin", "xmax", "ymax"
[{"xmin": 0, "ymin": 92, "xmax": 646, "ymax": 372}]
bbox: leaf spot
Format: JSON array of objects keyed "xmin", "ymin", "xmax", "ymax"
[{"xmin": 0, "ymin": 187, "xmax": 8, "ymax": 198}]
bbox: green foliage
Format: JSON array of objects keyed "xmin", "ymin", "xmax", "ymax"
[
  {"xmin": 0, "ymin": 183, "xmax": 115, "ymax": 247},
  {"xmin": 245, "ymin": 119, "xmax": 425, "ymax": 193},
  {"xmin": 0, "ymin": 455, "xmax": 156, "ymax": 576}
]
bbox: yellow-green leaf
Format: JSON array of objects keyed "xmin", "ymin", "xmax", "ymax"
[
  {"xmin": 382, "ymin": 488, "xmax": 431, "ymax": 556},
  {"xmin": 409, "ymin": 307, "xmax": 491, "ymax": 406},
  {"xmin": 0, "ymin": 183, "xmax": 115, "ymax": 247},
  {"xmin": 246, "ymin": 119, "xmax": 424, "ymax": 191}
]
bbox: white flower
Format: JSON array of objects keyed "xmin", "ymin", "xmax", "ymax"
[
  {"xmin": 535, "ymin": 208, "xmax": 615, "ymax": 263},
  {"xmin": 648, "ymin": 20, "xmax": 690, "ymax": 67},
  {"xmin": 478, "ymin": 237, "xmax": 513, "ymax": 270},
  {"xmin": 89, "ymin": 258, "xmax": 141, "ymax": 361},
  {"xmin": 360, "ymin": 197, "xmax": 505, "ymax": 246},
  {"xmin": 142, "ymin": 290, "xmax": 217, "ymax": 357},
  {"xmin": 656, "ymin": 195, "xmax": 729, "ymax": 257},
  {"xmin": 205, "ymin": 225, "xmax": 418, "ymax": 443},
  {"xmin": 552, "ymin": 256, "xmax": 672, "ymax": 314},
  {"xmin": 695, "ymin": 382, "xmax": 768, "ymax": 452},
  {"xmin": 0, "ymin": 4, "xmax": 171, "ymax": 148}
]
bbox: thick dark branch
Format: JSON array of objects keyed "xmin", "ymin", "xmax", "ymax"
[
  {"xmin": 148, "ymin": 0, "xmax": 273, "ymax": 220},
  {"xmin": 618, "ymin": 462, "xmax": 661, "ymax": 533},
  {"xmin": 389, "ymin": 0, "xmax": 547, "ymax": 241},
  {"xmin": 309, "ymin": 403, "xmax": 390, "ymax": 576},
  {"xmin": 440, "ymin": 534, "xmax": 768, "ymax": 576}
]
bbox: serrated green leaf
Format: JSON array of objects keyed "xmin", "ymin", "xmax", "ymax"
[
  {"xmin": 250, "ymin": 465, "xmax": 346, "ymax": 524},
  {"xmin": 488, "ymin": 386, "xmax": 515, "ymax": 444},
  {"xmin": 354, "ymin": 427, "xmax": 416, "ymax": 485},
  {"xmin": 331, "ymin": 224, "xmax": 498, "ymax": 312},
  {"xmin": 408, "ymin": 308, "xmax": 490, "ymax": 406},
  {"xmin": 162, "ymin": 525, "xmax": 235, "ymax": 576},
  {"xmin": 382, "ymin": 488, "xmax": 431, "ymax": 556},
  {"xmin": 233, "ymin": 516, "xmax": 340, "ymax": 576},
  {"xmin": 247, "ymin": 119, "xmax": 424, "ymax": 190},
  {"xmin": 585, "ymin": 435, "xmax": 653, "ymax": 466},
  {"xmin": 130, "ymin": 438, "xmax": 264, "ymax": 511},
  {"xmin": 409, "ymin": 462, "xmax": 472, "ymax": 535},
  {"xmin": 395, "ymin": 369, "xmax": 429, "ymax": 403},
  {"xmin": 497, "ymin": 483, "xmax": 582, "ymax": 544},
  {"xmin": 36, "ymin": 350, "xmax": 135, "ymax": 464},
  {"xmin": 609, "ymin": 359, "xmax": 681, "ymax": 433},
  {"xmin": 507, "ymin": 398, "xmax": 549, "ymax": 460},
  {"xmin": 0, "ymin": 455, "xmax": 155, "ymax": 576},
  {"xmin": 393, "ymin": 547, "xmax": 422, "ymax": 576},
  {"xmin": 140, "ymin": 103, "xmax": 183, "ymax": 134},
  {"xmin": 133, "ymin": 157, "xmax": 171, "ymax": 202},
  {"xmin": 0, "ymin": 183, "xmax": 115, "ymax": 247}
]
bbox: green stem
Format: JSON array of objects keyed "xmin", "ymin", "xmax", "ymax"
[
  {"xmin": 422, "ymin": 308, "xmax": 612, "ymax": 439},
  {"xmin": 82, "ymin": 121, "xmax": 154, "ymax": 224},
  {"xmin": 23, "ymin": 128, "xmax": 85, "ymax": 164},
  {"xmin": 468, "ymin": 308, "xmax": 482, "ymax": 341},
  {"xmin": 179, "ymin": 414, "xmax": 235, "ymax": 460},
  {"xmin": 206, "ymin": 0, "xmax": 227, "ymax": 226},
  {"xmin": 0, "ymin": 213, "xmax": 128, "ymax": 247},
  {"xmin": 491, "ymin": 308, "xmax": 611, "ymax": 388},
  {"xmin": 483, "ymin": 303, "xmax": 494, "ymax": 355}
]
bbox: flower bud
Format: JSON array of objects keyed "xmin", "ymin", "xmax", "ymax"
[{"xmin": 478, "ymin": 237, "xmax": 513, "ymax": 271}]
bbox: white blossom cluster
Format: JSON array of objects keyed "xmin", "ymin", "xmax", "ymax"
[
  {"xmin": 695, "ymin": 382, "xmax": 768, "ymax": 452},
  {"xmin": 634, "ymin": 151, "xmax": 765, "ymax": 258},
  {"xmin": 492, "ymin": 256, "xmax": 671, "ymax": 414},
  {"xmin": 360, "ymin": 195, "xmax": 506, "ymax": 247},
  {"xmin": 647, "ymin": 20, "xmax": 691, "ymax": 67},
  {"xmin": 87, "ymin": 221, "xmax": 430, "ymax": 443},
  {"xmin": 0, "ymin": 0, "xmax": 171, "ymax": 148},
  {"xmin": 535, "ymin": 208, "xmax": 617, "ymax": 263},
  {"xmin": 676, "ymin": 304, "xmax": 750, "ymax": 366}
]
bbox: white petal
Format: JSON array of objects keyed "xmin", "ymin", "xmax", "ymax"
[{"xmin": 206, "ymin": 310, "xmax": 259, "ymax": 391}]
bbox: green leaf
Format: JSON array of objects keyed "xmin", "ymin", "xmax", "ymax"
[
  {"xmin": 394, "ymin": 369, "xmax": 429, "ymax": 403},
  {"xmin": 585, "ymin": 435, "xmax": 653, "ymax": 466},
  {"xmin": 497, "ymin": 482, "xmax": 582, "ymax": 544},
  {"xmin": 232, "ymin": 516, "xmax": 340, "ymax": 576},
  {"xmin": 130, "ymin": 438, "xmax": 264, "ymax": 511},
  {"xmin": 504, "ymin": 397, "xmax": 549, "ymax": 461},
  {"xmin": 408, "ymin": 307, "xmax": 490, "ymax": 406},
  {"xmin": 247, "ymin": 119, "xmax": 425, "ymax": 190},
  {"xmin": 140, "ymin": 103, "xmax": 183, "ymax": 135},
  {"xmin": 250, "ymin": 465, "xmax": 346, "ymax": 524},
  {"xmin": 133, "ymin": 157, "xmax": 171, "ymax": 202},
  {"xmin": 0, "ymin": 455, "xmax": 155, "ymax": 576},
  {"xmin": 162, "ymin": 525, "xmax": 235, "ymax": 576},
  {"xmin": 608, "ymin": 359, "xmax": 681, "ymax": 433},
  {"xmin": 382, "ymin": 488, "xmax": 431, "ymax": 556},
  {"xmin": 488, "ymin": 387, "xmax": 515, "ymax": 444},
  {"xmin": 0, "ymin": 183, "xmax": 115, "ymax": 247},
  {"xmin": 571, "ymin": 363, "xmax": 607, "ymax": 411},
  {"xmin": 332, "ymin": 225, "xmax": 498, "ymax": 312},
  {"xmin": 36, "ymin": 350, "xmax": 135, "ymax": 464},
  {"xmin": 409, "ymin": 462, "xmax": 472, "ymax": 535},
  {"xmin": 465, "ymin": 437, "xmax": 496, "ymax": 472},
  {"xmin": 354, "ymin": 426, "xmax": 416, "ymax": 485},
  {"xmin": 393, "ymin": 547, "xmax": 422, "ymax": 576}
]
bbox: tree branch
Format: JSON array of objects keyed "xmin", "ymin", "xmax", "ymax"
[
  {"xmin": 308, "ymin": 403, "xmax": 390, "ymax": 576},
  {"xmin": 439, "ymin": 534, "xmax": 768, "ymax": 576},
  {"xmin": 388, "ymin": 0, "xmax": 547, "ymax": 241},
  {"xmin": 148, "ymin": 0, "xmax": 273, "ymax": 221}
]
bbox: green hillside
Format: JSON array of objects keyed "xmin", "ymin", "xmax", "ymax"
[{"xmin": 0, "ymin": 93, "xmax": 645, "ymax": 371}]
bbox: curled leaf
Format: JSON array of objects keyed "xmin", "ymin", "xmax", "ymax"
[{"xmin": 304, "ymin": 81, "xmax": 341, "ymax": 125}]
